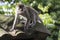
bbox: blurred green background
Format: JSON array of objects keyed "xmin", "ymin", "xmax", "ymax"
[{"xmin": 0, "ymin": 0, "xmax": 60, "ymax": 40}]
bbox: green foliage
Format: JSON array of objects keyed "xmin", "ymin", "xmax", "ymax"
[
  {"xmin": 38, "ymin": 3, "xmax": 52, "ymax": 12},
  {"xmin": 39, "ymin": 13, "xmax": 54, "ymax": 25},
  {"xmin": 0, "ymin": 2, "xmax": 16, "ymax": 15}
]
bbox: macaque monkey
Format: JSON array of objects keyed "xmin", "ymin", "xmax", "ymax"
[
  {"xmin": 10, "ymin": 4, "xmax": 31, "ymax": 31},
  {"xmin": 10, "ymin": 3, "xmax": 42, "ymax": 31}
]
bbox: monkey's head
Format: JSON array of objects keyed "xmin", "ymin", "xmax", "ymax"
[{"xmin": 16, "ymin": 4, "xmax": 27, "ymax": 15}]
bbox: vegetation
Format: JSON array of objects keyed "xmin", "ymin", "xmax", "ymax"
[{"xmin": 0, "ymin": 0, "xmax": 60, "ymax": 40}]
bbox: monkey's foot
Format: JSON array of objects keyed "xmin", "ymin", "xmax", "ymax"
[{"xmin": 10, "ymin": 28, "xmax": 14, "ymax": 32}]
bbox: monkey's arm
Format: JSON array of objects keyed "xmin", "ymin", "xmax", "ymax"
[{"xmin": 10, "ymin": 13, "xmax": 17, "ymax": 31}]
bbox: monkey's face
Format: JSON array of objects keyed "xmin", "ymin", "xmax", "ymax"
[{"xmin": 16, "ymin": 4, "xmax": 26, "ymax": 15}]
